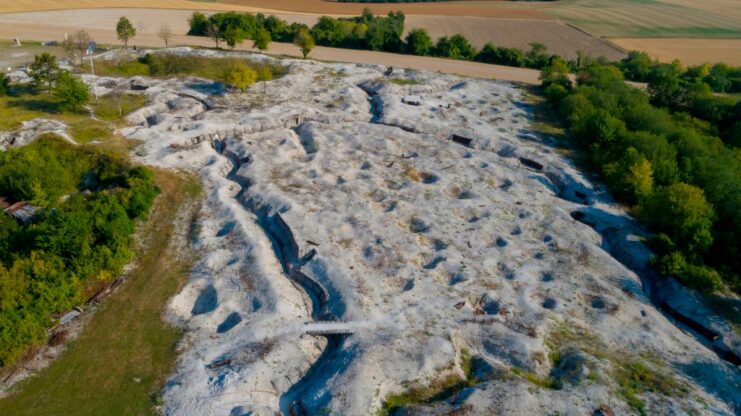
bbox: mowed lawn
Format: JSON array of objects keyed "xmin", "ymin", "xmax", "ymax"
[{"xmin": 0, "ymin": 169, "xmax": 201, "ymax": 416}]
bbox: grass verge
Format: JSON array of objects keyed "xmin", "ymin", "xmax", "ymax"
[{"xmin": 0, "ymin": 168, "xmax": 201, "ymax": 416}]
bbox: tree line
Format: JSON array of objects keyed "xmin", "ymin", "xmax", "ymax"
[
  {"xmin": 620, "ymin": 51, "xmax": 741, "ymax": 147},
  {"xmin": 541, "ymin": 55, "xmax": 740, "ymax": 293},
  {"xmin": 186, "ymin": 9, "xmax": 560, "ymax": 69}
]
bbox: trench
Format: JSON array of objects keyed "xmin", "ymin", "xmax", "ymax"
[
  {"xmin": 215, "ymin": 140, "xmax": 348, "ymax": 415},
  {"xmin": 570, "ymin": 209, "xmax": 741, "ymax": 368}
]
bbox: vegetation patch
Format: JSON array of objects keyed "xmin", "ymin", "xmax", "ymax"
[
  {"xmin": 542, "ymin": 53, "xmax": 741, "ymax": 293},
  {"xmin": 378, "ymin": 348, "xmax": 478, "ymax": 415},
  {"xmin": 0, "ymin": 136, "xmax": 160, "ymax": 367},
  {"xmin": 614, "ymin": 360, "xmax": 687, "ymax": 416},
  {"xmin": 543, "ymin": 321, "xmax": 686, "ymax": 415},
  {"xmin": 0, "ymin": 75, "xmax": 146, "ymax": 135},
  {"xmin": 89, "ymin": 53, "xmax": 286, "ymax": 87},
  {"xmin": 0, "ymin": 167, "xmax": 200, "ymax": 415},
  {"xmin": 389, "ymin": 78, "xmax": 419, "ymax": 86}
]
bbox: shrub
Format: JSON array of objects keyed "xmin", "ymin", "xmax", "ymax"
[
  {"xmin": 222, "ymin": 61, "xmax": 257, "ymax": 92},
  {"xmin": 53, "ymin": 71, "xmax": 90, "ymax": 112},
  {"xmin": 638, "ymin": 183, "xmax": 715, "ymax": 256},
  {"xmin": 294, "ymin": 29, "xmax": 315, "ymax": 59},
  {"xmin": 0, "ymin": 72, "xmax": 8, "ymax": 96}
]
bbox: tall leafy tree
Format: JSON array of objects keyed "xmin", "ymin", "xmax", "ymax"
[
  {"xmin": 405, "ymin": 29, "xmax": 432, "ymax": 56},
  {"xmin": 29, "ymin": 53, "xmax": 59, "ymax": 94},
  {"xmin": 115, "ymin": 16, "xmax": 137, "ymax": 49},
  {"xmin": 223, "ymin": 26, "xmax": 245, "ymax": 50},
  {"xmin": 253, "ymin": 28, "xmax": 271, "ymax": 52},
  {"xmin": 294, "ymin": 29, "xmax": 315, "ymax": 59}
]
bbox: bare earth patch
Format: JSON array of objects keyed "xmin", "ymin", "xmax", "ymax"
[{"xmin": 405, "ymin": 16, "xmax": 625, "ymax": 61}]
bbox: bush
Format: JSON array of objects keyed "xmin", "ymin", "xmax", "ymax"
[
  {"xmin": 405, "ymin": 28, "xmax": 432, "ymax": 56},
  {"xmin": 222, "ymin": 61, "xmax": 257, "ymax": 92},
  {"xmin": 434, "ymin": 34, "xmax": 476, "ymax": 60},
  {"xmin": 639, "ymin": 183, "xmax": 715, "ymax": 257},
  {"xmin": 475, "ymin": 43, "xmax": 525, "ymax": 67},
  {"xmin": 654, "ymin": 252, "xmax": 723, "ymax": 292},
  {"xmin": 53, "ymin": 71, "xmax": 90, "ymax": 112},
  {"xmin": 0, "ymin": 72, "xmax": 8, "ymax": 96}
]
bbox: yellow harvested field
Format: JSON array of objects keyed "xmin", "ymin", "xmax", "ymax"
[
  {"xmin": 0, "ymin": 0, "xmax": 549, "ymax": 18},
  {"xmin": 0, "ymin": 7, "xmax": 623, "ymax": 63},
  {"xmin": 0, "ymin": 0, "xmax": 267, "ymax": 14},
  {"xmin": 405, "ymin": 16, "xmax": 625, "ymax": 61},
  {"xmin": 611, "ymin": 38, "xmax": 741, "ymax": 66},
  {"xmin": 222, "ymin": 0, "xmax": 550, "ymax": 19}
]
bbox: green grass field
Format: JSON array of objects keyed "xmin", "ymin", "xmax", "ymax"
[
  {"xmin": 0, "ymin": 168, "xmax": 201, "ymax": 416},
  {"xmin": 528, "ymin": 0, "xmax": 741, "ymax": 39}
]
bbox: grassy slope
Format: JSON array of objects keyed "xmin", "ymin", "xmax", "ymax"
[
  {"xmin": 0, "ymin": 87, "xmax": 147, "ymax": 142},
  {"xmin": 0, "ymin": 168, "xmax": 201, "ymax": 416}
]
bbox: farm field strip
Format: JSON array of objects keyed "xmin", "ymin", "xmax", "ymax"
[
  {"xmin": 611, "ymin": 38, "xmax": 741, "ymax": 66},
  {"xmin": 533, "ymin": 0, "xmax": 741, "ymax": 38}
]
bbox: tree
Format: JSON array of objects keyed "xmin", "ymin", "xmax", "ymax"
[
  {"xmin": 206, "ymin": 23, "xmax": 222, "ymax": 49},
  {"xmin": 405, "ymin": 29, "xmax": 433, "ymax": 56},
  {"xmin": 294, "ymin": 29, "xmax": 315, "ymax": 59},
  {"xmin": 158, "ymin": 23, "xmax": 173, "ymax": 47},
  {"xmin": 116, "ymin": 16, "xmax": 136, "ymax": 49},
  {"xmin": 223, "ymin": 26, "xmax": 245, "ymax": 50},
  {"xmin": 526, "ymin": 42, "xmax": 549, "ymax": 69},
  {"xmin": 647, "ymin": 61, "xmax": 683, "ymax": 108},
  {"xmin": 434, "ymin": 34, "xmax": 475, "ymax": 60},
  {"xmin": 29, "ymin": 53, "xmax": 59, "ymax": 94},
  {"xmin": 475, "ymin": 43, "xmax": 525, "ymax": 67},
  {"xmin": 188, "ymin": 11, "xmax": 209, "ymax": 36},
  {"xmin": 620, "ymin": 50, "xmax": 655, "ymax": 82},
  {"xmin": 253, "ymin": 27, "xmax": 271, "ymax": 52},
  {"xmin": 54, "ymin": 71, "xmax": 90, "ymax": 112},
  {"xmin": 0, "ymin": 72, "xmax": 8, "ymax": 96},
  {"xmin": 539, "ymin": 57, "xmax": 572, "ymax": 90},
  {"xmin": 638, "ymin": 183, "xmax": 715, "ymax": 256},
  {"xmin": 256, "ymin": 66, "xmax": 273, "ymax": 94},
  {"xmin": 223, "ymin": 62, "xmax": 257, "ymax": 92},
  {"xmin": 602, "ymin": 147, "xmax": 654, "ymax": 203}
]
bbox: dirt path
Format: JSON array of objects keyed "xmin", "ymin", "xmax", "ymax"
[{"xmin": 0, "ymin": 19, "xmax": 542, "ymax": 84}]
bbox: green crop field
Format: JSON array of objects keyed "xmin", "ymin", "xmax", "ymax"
[{"xmin": 530, "ymin": 0, "xmax": 741, "ymax": 39}]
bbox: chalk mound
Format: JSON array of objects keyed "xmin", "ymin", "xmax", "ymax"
[{"xmin": 111, "ymin": 48, "xmax": 739, "ymax": 416}]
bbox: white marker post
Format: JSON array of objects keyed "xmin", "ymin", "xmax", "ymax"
[{"xmin": 87, "ymin": 42, "xmax": 98, "ymax": 103}]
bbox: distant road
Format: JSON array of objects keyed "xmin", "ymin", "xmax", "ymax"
[{"xmin": 0, "ymin": 9, "xmax": 543, "ymax": 84}]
